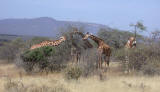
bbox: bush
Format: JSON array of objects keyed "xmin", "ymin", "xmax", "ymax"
[
  {"xmin": 113, "ymin": 48, "xmax": 126, "ymax": 61},
  {"xmin": 114, "ymin": 42, "xmax": 160, "ymax": 75},
  {"xmin": 20, "ymin": 46, "xmax": 56, "ymax": 72},
  {"xmin": 78, "ymin": 48, "xmax": 98, "ymax": 77},
  {"xmin": 118, "ymin": 48, "xmax": 151, "ymax": 72},
  {"xmin": 21, "ymin": 46, "xmax": 55, "ymax": 62},
  {"xmin": 97, "ymin": 28, "xmax": 142, "ymax": 49},
  {"xmin": 142, "ymin": 64, "xmax": 160, "ymax": 76},
  {"xmin": 128, "ymin": 49, "xmax": 147, "ymax": 71},
  {"xmin": 0, "ymin": 38, "xmax": 25, "ymax": 62},
  {"xmin": 65, "ymin": 66, "xmax": 82, "ymax": 80}
]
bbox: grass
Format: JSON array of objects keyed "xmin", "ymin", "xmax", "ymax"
[{"xmin": 0, "ymin": 61, "xmax": 160, "ymax": 92}]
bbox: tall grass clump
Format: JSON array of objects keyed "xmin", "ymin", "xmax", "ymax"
[{"xmin": 65, "ymin": 66, "xmax": 82, "ymax": 80}]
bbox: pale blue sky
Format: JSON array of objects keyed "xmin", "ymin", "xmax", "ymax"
[{"xmin": 0, "ymin": 0, "xmax": 160, "ymax": 35}]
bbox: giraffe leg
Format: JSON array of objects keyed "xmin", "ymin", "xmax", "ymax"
[
  {"xmin": 98, "ymin": 55, "xmax": 100, "ymax": 69},
  {"xmin": 107, "ymin": 56, "xmax": 110, "ymax": 72},
  {"xmin": 99, "ymin": 54, "xmax": 102, "ymax": 69},
  {"xmin": 104, "ymin": 56, "xmax": 107, "ymax": 68},
  {"xmin": 72, "ymin": 55, "xmax": 75, "ymax": 64},
  {"xmin": 78, "ymin": 52, "xmax": 81, "ymax": 64},
  {"xmin": 76, "ymin": 53, "xmax": 78, "ymax": 63},
  {"xmin": 71, "ymin": 55, "xmax": 75, "ymax": 64},
  {"xmin": 107, "ymin": 56, "xmax": 110, "ymax": 67},
  {"xmin": 97, "ymin": 53, "xmax": 99, "ymax": 69},
  {"xmin": 103, "ymin": 54, "xmax": 110, "ymax": 72}
]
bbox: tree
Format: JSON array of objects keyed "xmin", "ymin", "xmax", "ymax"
[
  {"xmin": 151, "ymin": 29, "xmax": 160, "ymax": 40},
  {"xmin": 130, "ymin": 21, "xmax": 146, "ymax": 38},
  {"xmin": 97, "ymin": 28, "xmax": 141, "ymax": 49}
]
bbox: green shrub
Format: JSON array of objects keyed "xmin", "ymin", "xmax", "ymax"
[
  {"xmin": 21, "ymin": 46, "xmax": 55, "ymax": 62},
  {"xmin": 20, "ymin": 46, "xmax": 56, "ymax": 72}
]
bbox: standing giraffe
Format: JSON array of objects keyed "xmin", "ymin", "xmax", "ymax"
[
  {"xmin": 30, "ymin": 36, "xmax": 66, "ymax": 50},
  {"xmin": 83, "ymin": 32, "xmax": 111, "ymax": 69},
  {"xmin": 124, "ymin": 36, "xmax": 136, "ymax": 74}
]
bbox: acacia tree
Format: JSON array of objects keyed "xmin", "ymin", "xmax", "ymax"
[{"xmin": 130, "ymin": 21, "xmax": 146, "ymax": 38}]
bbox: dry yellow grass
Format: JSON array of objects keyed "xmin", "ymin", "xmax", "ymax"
[{"xmin": 0, "ymin": 62, "xmax": 160, "ymax": 92}]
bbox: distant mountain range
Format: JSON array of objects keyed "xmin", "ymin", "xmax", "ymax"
[{"xmin": 0, "ymin": 17, "xmax": 112, "ymax": 37}]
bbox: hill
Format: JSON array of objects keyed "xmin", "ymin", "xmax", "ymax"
[{"xmin": 0, "ymin": 17, "xmax": 112, "ymax": 37}]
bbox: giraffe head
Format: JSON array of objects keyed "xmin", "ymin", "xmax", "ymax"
[
  {"xmin": 83, "ymin": 32, "xmax": 91, "ymax": 40},
  {"xmin": 127, "ymin": 37, "xmax": 136, "ymax": 48},
  {"xmin": 60, "ymin": 36, "xmax": 66, "ymax": 41}
]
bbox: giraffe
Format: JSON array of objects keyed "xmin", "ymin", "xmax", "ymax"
[
  {"xmin": 124, "ymin": 36, "xmax": 136, "ymax": 74},
  {"xmin": 83, "ymin": 32, "xmax": 111, "ymax": 69},
  {"xmin": 30, "ymin": 36, "xmax": 66, "ymax": 50},
  {"xmin": 70, "ymin": 29, "xmax": 93, "ymax": 63}
]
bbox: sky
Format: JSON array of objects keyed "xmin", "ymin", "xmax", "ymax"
[{"xmin": 0, "ymin": 0, "xmax": 160, "ymax": 36}]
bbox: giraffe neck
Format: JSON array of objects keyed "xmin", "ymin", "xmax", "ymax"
[
  {"xmin": 46, "ymin": 39, "xmax": 65, "ymax": 46},
  {"xmin": 30, "ymin": 37, "xmax": 65, "ymax": 50},
  {"xmin": 89, "ymin": 35, "xmax": 103, "ymax": 46}
]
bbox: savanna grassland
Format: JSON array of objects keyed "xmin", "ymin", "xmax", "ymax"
[
  {"xmin": 0, "ymin": 61, "xmax": 160, "ymax": 92},
  {"xmin": 0, "ymin": 27, "xmax": 160, "ymax": 92}
]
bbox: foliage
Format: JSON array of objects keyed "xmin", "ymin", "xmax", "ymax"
[
  {"xmin": 151, "ymin": 29, "xmax": 160, "ymax": 40},
  {"xmin": 128, "ymin": 48, "xmax": 147, "ymax": 71},
  {"xmin": 0, "ymin": 38, "xmax": 25, "ymax": 62},
  {"xmin": 130, "ymin": 21, "xmax": 146, "ymax": 31},
  {"xmin": 130, "ymin": 21, "xmax": 146, "ymax": 38},
  {"xmin": 114, "ymin": 41, "xmax": 160, "ymax": 75},
  {"xmin": 97, "ymin": 28, "xmax": 142, "ymax": 49},
  {"xmin": 20, "ymin": 27, "xmax": 85, "ymax": 72},
  {"xmin": 21, "ymin": 46, "xmax": 55, "ymax": 62},
  {"xmin": 20, "ymin": 46, "xmax": 56, "ymax": 72}
]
